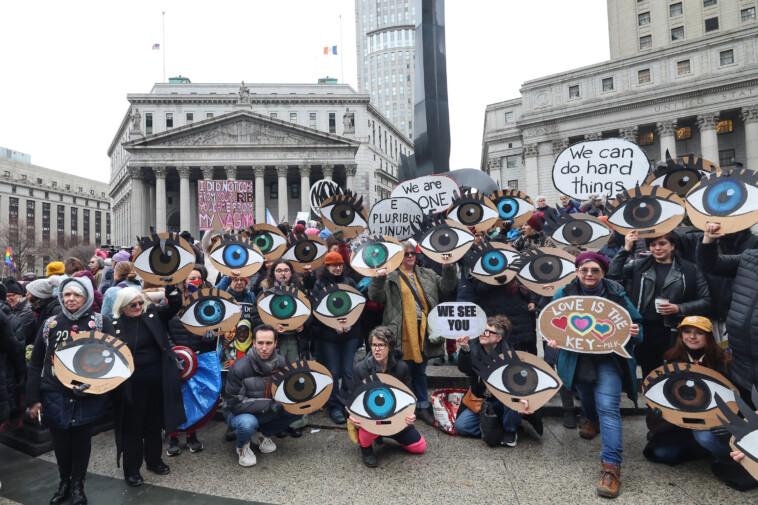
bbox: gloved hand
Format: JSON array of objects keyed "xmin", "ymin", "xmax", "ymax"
[
  {"xmin": 650, "ymin": 407, "xmax": 663, "ymax": 419},
  {"xmin": 72, "ymin": 384, "xmax": 91, "ymax": 397},
  {"xmin": 201, "ymin": 330, "xmax": 216, "ymax": 344},
  {"xmin": 165, "ymin": 284, "xmax": 179, "ymax": 299},
  {"xmin": 710, "ymin": 424, "xmax": 731, "ymax": 442},
  {"xmin": 271, "ymin": 402, "xmax": 284, "ymax": 416}
]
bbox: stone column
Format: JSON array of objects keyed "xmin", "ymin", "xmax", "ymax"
[
  {"xmin": 345, "ymin": 164, "xmax": 358, "ymax": 192},
  {"xmin": 299, "ymin": 165, "xmax": 311, "ymax": 213},
  {"xmin": 618, "ymin": 126, "xmax": 638, "ymax": 143},
  {"xmin": 523, "ymin": 144, "xmax": 539, "ymax": 198},
  {"xmin": 147, "ymin": 185, "xmax": 155, "ymax": 228},
  {"xmin": 656, "ymin": 119, "xmax": 677, "ymax": 160},
  {"xmin": 322, "ymin": 164, "xmax": 333, "ymax": 182},
  {"xmin": 177, "ymin": 167, "xmax": 191, "ymax": 232},
  {"xmin": 224, "ymin": 165, "xmax": 237, "ymax": 181},
  {"xmin": 154, "ymin": 166, "xmax": 167, "ymax": 233},
  {"xmin": 696, "ymin": 112, "xmax": 720, "ymax": 165},
  {"xmin": 129, "ymin": 166, "xmax": 145, "ymax": 239},
  {"xmin": 254, "ymin": 166, "xmax": 266, "ymax": 224},
  {"xmin": 741, "ymin": 105, "xmax": 758, "ymax": 170},
  {"xmin": 201, "ymin": 167, "xmax": 215, "ymax": 181},
  {"xmin": 189, "ymin": 180, "xmax": 199, "ymax": 238},
  {"xmin": 277, "ymin": 165, "xmax": 288, "ymax": 223}
]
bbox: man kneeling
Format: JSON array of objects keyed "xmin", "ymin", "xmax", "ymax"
[{"xmin": 225, "ymin": 324, "xmax": 303, "ymax": 467}]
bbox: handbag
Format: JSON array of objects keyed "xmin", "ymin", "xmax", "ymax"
[
  {"xmin": 479, "ymin": 398, "xmax": 504, "ymax": 447},
  {"xmin": 462, "ymin": 389, "xmax": 483, "ymax": 414}
]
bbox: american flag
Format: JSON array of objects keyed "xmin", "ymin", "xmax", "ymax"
[{"xmin": 152, "ymin": 43, "xmax": 160, "ymax": 50}]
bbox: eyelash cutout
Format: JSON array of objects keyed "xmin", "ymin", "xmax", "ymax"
[
  {"xmin": 541, "ymin": 207, "xmax": 611, "ymax": 248},
  {"xmin": 270, "ymin": 360, "xmax": 334, "ymax": 414},
  {"xmin": 256, "ymin": 284, "xmax": 312, "ymax": 328},
  {"xmin": 241, "ymin": 224, "xmax": 288, "ymax": 261},
  {"xmin": 488, "ymin": 189, "xmax": 535, "ymax": 227},
  {"xmin": 716, "ymin": 387, "xmax": 758, "ymax": 466},
  {"xmin": 445, "ymin": 191, "xmax": 499, "ymax": 232},
  {"xmin": 465, "ymin": 240, "xmax": 521, "ymax": 285},
  {"xmin": 516, "ymin": 247, "xmax": 577, "ymax": 296},
  {"xmin": 471, "ymin": 348, "xmax": 561, "ymax": 411},
  {"xmin": 320, "ymin": 190, "xmax": 369, "ymax": 238},
  {"xmin": 179, "ymin": 288, "xmax": 241, "ymax": 336},
  {"xmin": 645, "ymin": 150, "xmax": 719, "ymax": 197},
  {"xmin": 281, "ymin": 233, "xmax": 328, "ymax": 273},
  {"xmin": 208, "ymin": 234, "xmax": 264, "ymax": 277},
  {"xmin": 685, "ymin": 168, "xmax": 758, "ymax": 234},
  {"xmin": 349, "ymin": 234, "xmax": 404, "ymax": 276},
  {"xmin": 54, "ymin": 330, "xmax": 134, "ymax": 394},
  {"xmin": 410, "ymin": 213, "xmax": 475, "ymax": 263},
  {"xmin": 311, "ymin": 283, "xmax": 366, "ymax": 329},
  {"xmin": 605, "ymin": 184, "xmax": 685, "ymax": 236},
  {"xmin": 132, "ymin": 232, "xmax": 196, "ymax": 285}
]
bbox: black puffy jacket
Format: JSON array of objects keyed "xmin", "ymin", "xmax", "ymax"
[
  {"xmin": 472, "ymin": 278, "xmax": 536, "ymax": 345},
  {"xmin": 457, "ymin": 337, "xmax": 511, "ymax": 400},
  {"xmin": 697, "ymin": 242, "xmax": 758, "ymax": 391},
  {"xmin": 224, "ymin": 348, "xmax": 288, "ymax": 416},
  {"xmin": 0, "ymin": 310, "xmax": 24, "ymax": 423},
  {"xmin": 29, "ymin": 297, "xmax": 62, "ymax": 345},
  {"xmin": 168, "ymin": 317, "xmax": 217, "ymax": 354},
  {"xmin": 7, "ymin": 299, "xmax": 34, "ymax": 345},
  {"xmin": 350, "ymin": 349, "xmax": 411, "ymax": 392},
  {"xmin": 310, "ymin": 269, "xmax": 362, "ymax": 344}
]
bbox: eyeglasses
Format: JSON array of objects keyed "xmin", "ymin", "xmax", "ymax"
[
  {"xmin": 482, "ymin": 329, "xmax": 502, "ymax": 337},
  {"xmin": 328, "ymin": 264, "xmax": 344, "ymax": 268},
  {"xmin": 404, "ymin": 252, "xmax": 416, "ymax": 257},
  {"xmin": 127, "ymin": 301, "xmax": 145, "ymax": 310},
  {"xmin": 274, "ymin": 269, "xmax": 291, "ymax": 274},
  {"xmin": 578, "ymin": 268, "xmax": 602, "ymax": 275},
  {"xmin": 231, "ymin": 278, "xmax": 247, "ymax": 283},
  {"xmin": 370, "ymin": 343, "xmax": 387, "ymax": 349}
]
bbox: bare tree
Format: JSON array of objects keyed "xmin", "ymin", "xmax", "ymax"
[{"xmin": 0, "ymin": 225, "xmax": 38, "ymax": 275}]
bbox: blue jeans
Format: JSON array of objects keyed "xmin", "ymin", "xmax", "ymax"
[
  {"xmin": 454, "ymin": 399, "xmax": 523, "ymax": 436},
  {"xmin": 319, "ymin": 337, "xmax": 360, "ymax": 412},
  {"xmin": 650, "ymin": 429, "xmax": 731, "ymax": 464},
  {"xmin": 226, "ymin": 411, "xmax": 302, "ymax": 449},
  {"xmin": 406, "ymin": 358, "xmax": 429, "ymax": 409},
  {"xmin": 575, "ymin": 357, "xmax": 623, "ymax": 466}
]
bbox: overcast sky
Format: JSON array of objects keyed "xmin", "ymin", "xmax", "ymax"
[{"xmin": 0, "ymin": 0, "xmax": 609, "ymax": 183}]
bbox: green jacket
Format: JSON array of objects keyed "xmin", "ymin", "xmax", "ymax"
[{"xmin": 368, "ymin": 265, "xmax": 458, "ymax": 360}]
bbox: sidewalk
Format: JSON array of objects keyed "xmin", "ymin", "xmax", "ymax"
[{"xmin": 2, "ymin": 412, "xmax": 752, "ymax": 505}]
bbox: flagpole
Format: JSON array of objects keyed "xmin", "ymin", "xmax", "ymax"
[
  {"xmin": 339, "ymin": 14, "xmax": 344, "ymax": 83},
  {"xmin": 162, "ymin": 11, "xmax": 166, "ymax": 83}
]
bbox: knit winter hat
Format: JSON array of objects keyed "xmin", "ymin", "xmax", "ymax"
[
  {"xmin": 46, "ymin": 261, "xmax": 65, "ymax": 276},
  {"xmin": 525, "ymin": 211, "xmax": 545, "ymax": 232},
  {"xmin": 324, "ymin": 252, "xmax": 344, "ymax": 265},
  {"xmin": 112, "ymin": 251, "xmax": 131, "ymax": 263},
  {"xmin": 26, "ymin": 279, "xmax": 54, "ymax": 299},
  {"xmin": 3, "ymin": 277, "xmax": 23, "ymax": 295},
  {"xmin": 575, "ymin": 251, "xmax": 609, "ymax": 274}
]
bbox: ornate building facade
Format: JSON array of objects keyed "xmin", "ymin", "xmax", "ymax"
[
  {"xmin": 109, "ymin": 81, "xmax": 412, "ymax": 245},
  {"xmin": 482, "ymin": 0, "xmax": 758, "ymax": 203}
]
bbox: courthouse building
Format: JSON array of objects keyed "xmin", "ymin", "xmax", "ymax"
[
  {"xmin": 108, "ymin": 80, "xmax": 411, "ymax": 245},
  {"xmin": 482, "ymin": 0, "xmax": 758, "ymax": 202}
]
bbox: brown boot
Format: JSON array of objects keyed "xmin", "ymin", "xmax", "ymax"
[
  {"xmin": 597, "ymin": 462, "xmax": 620, "ymax": 498},
  {"xmin": 579, "ymin": 419, "xmax": 600, "ymax": 440}
]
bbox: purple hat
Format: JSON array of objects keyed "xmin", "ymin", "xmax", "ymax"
[
  {"xmin": 575, "ymin": 251, "xmax": 609, "ymax": 274},
  {"xmin": 112, "ymin": 250, "xmax": 131, "ymax": 263}
]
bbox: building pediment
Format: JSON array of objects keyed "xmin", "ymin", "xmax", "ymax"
[{"xmin": 123, "ymin": 109, "xmax": 359, "ymax": 150}]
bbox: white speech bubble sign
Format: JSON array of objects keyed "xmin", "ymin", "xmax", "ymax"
[
  {"xmin": 390, "ymin": 175, "xmax": 460, "ymax": 214},
  {"xmin": 309, "ymin": 180, "xmax": 342, "ymax": 217},
  {"xmin": 428, "ymin": 302, "xmax": 488, "ymax": 340},
  {"xmin": 552, "ymin": 138, "xmax": 650, "ymax": 200},
  {"xmin": 368, "ymin": 197, "xmax": 425, "ymax": 241}
]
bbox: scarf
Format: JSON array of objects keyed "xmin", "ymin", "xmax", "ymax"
[
  {"xmin": 580, "ymin": 281, "xmax": 606, "ymax": 297},
  {"xmin": 398, "ymin": 269, "xmax": 429, "ymax": 364},
  {"xmin": 233, "ymin": 335, "xmax": 252, "ymax": 354},
  {"xmin": 251, "ymin": 346, "xmax": 279, "ymax": 375}
]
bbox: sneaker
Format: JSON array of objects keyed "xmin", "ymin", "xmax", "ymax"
[
  {"xmin": 502, "ymin": 431, "xmax": 518, "ymax": 447},
  {"xmin": 166, "ymin": 436, "xmax": 181, "ymax": 457},
  {"xmin": 360, "ymin": 445, "xmax": 378, "ymax": 468},
  {"xmin": 563, "ymin": 410, "xmax": 577, "ymax": 429},
  {"xmin": 432, "ymin": 356, "xmax": 446, "ymax": 366},
  {"xmin": 580, "ymin": 420, "xmax": 601, "ymax": 440},
  {"xmin": 187, "ymin": 433, "xmax": 204, "ymax": 453},
  {"xmin": 253, "ymin": 433, "xmax": 277, "ymax": 454},
  {"xmin": 330, "ymin": 409, "xmax": 347, "ymax": 424},
  {"xmin": 237, "ymin": 443, "xmax": 256, "ymax": 467},
  {"xmin": 597, "ymin": 462, "xmax": 621, "ymax": 498}
]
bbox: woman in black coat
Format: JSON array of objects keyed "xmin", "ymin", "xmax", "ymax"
[
  {"xmin": 111, "ymin": 286, "xmax": 185, "ymax": 487},
  {"xmin": 472, "ymin": 277, "xmax": 537, "ymax": 354},
  {"xmin": 27, "ymin": 277, "xmax": 116, "ymax": 505}
]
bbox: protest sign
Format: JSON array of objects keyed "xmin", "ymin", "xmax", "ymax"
[
  {"xmin": 538, "ymin": 296, "xmax": 633, "ymax": 358},
  {"xmin": 309, "ymin": 180, "xmax": 342, "ymax": 217},
  {"xmin": 684, "ymin": 168, "xmax": 758, "ymax": 234},
  {"xmin": 716, "ymin": 388, "xmax": 758, "ymax": 481},
  {"xmin": 350, "ymin": 235, "xmax": 404, "ymax": 277},
  {"xmin": 390, "ymin": 175, "xmax": 459, "ymax": 214},
  {"xmin": 345, "ymin": 373, "xmax": 416, "ymax": 436},
  {"xmin": 606, "ymin": 185, "xmax": 685, "ymax": 236},
  {"xmin": 198, "ymin": 180, "xmax": 255, "ymax": 230},
  {"xmin": 368, "ymin": 197, "xmax": 424, "ymax": 240},
  {"xmin": 428, "ymin": 302, "xmax": 488, "ymax": 339},
  {"xmin": 271, "ymin": 361, "xmax": 334, "ymax": 415},
  {"xmin": 552, "ymin": 138, "xmax": 650, "ymax": 200}
]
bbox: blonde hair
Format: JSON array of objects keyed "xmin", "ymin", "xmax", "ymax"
[{"xmin": 112, "ymin": 287, "xmax": 148, "ymax": 318}]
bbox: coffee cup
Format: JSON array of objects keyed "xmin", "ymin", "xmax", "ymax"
[{"xmin": 654, "ymin": 297, "xmax": 669, "ymax": 313}]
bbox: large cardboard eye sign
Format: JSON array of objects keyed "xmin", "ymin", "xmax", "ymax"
[
  {"xmin": 489, "ymin": 190, "xmax": 535, "ymax": 228},
  {"xmin": 542, "ymin": 208, "xmax": 611, "ymax": 249},
  {"xmin": 538, "ymin": 296, "xmax": 633, "ymax": 358},
  {"xmin": 172, "ymin": 345, "xmax": 199, "ymax": 382},
  {"xmin": 427, "ymin": 302, "xmax": 488, "ymax": 340},
  {"xmin": 350, "ymin": 235, "xmax": 404, "ymax": 277},
  {"xmin": 445, "ymin": 191, "xmax": 499, "ymax": 232},
  {"xmin": 716, "ymin": 387, "xmax": 758, "ymax": 481},
  {"xmin": 553, "ymin": 138, "xmax": 650, "ymax": 200},
  {"xmin": 256, "ymin": 285, "xmax": 312, "ymax": 330},
  {"xmin": 465, "ymin": 241, "xmax": 520, "ymax": 286},
  {"xmin": 281, "ymin": 233, "xmax": 328, "ymax": 273},
  {"xmin": 312, "ymin": 283, "xmax": 366, "ymax": 330},
  {"xmin": 319, "ymin": 189, "xmax": 369, "ymax": 239},
  {"xmin": 208, "ymin": 234, "xmax": 264, "ymax": 277},
  {"xmin": 271, "ymin": 360, "xmax": 334, "ymax": 415},
  {"xmin": 179, "ymin": 288, "xmax": 242, "ymax": 336},
  {"xmin": 390, "ymin": 174, "xmax": 460, "ymax": 214},
  {"xmin": 411, "ymin": 214, "xmax": 475, "ymax": 264},
  {"xmin": 516, "ymin": 247, "xmax": 577, "ymax": 296},
  {"xmin": 643, "ymin": 362, "xmax": 738, "ymax": 430},
  {"xmin": 346, "ymin": 372, "xmax": 417, "ymax": 436},
  {"xmin": 645, "ymin": 152, "xmax": 719, "ymax": 197},
  {"xmin": 684, "ymin": 169, "xmax": 758, "ymax": 234},
  {"xmin": 471, "ymin": 350, "xmax": 562, "ymax": 412},
  {"xmin": 310, "ymin": 180, "xmax": 343, "ymax": 217},
  {"xmin": 241, "ymin": 224, "xmax": 288, "ymax": 261},
  {"xmin": 54, "ymin": 331, "xmax": 134, "ymax": 394},
  {"xmin": 132, "ymin": 232, "xmax": 196, "ymax": 285},
  {"xmin": 368, "ymin": 197, "xmax": 424, "ymax": 241},
  {"xmin": 605, "ymin": 185, "xmax": 685, "ymax": 236}
]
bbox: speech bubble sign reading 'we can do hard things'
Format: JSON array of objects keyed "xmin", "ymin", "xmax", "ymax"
[
  {"xmin": 538, "ymin": 296, "xmax": 633, "ymax": 358},
  {"xmin": 198, "ymin": 180, "xmax": 255, "ymax": 230},
  {"xmin": 427, "ymin": 302, "xmax": 488, "ymax": 340},
  {"xmin": 390, "ymin": 175, "xmax": 460, "ymax": 214},
  {"xmin": 552, "ymin": 138, "xmax": 650, "ymax": 200}
]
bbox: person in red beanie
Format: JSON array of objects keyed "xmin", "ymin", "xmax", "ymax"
[{"xmin": 512, "ymin": 211, "xmax": 556, "ymax": 252}]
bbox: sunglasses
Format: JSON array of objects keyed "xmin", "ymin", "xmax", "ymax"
[
  {"xmin": 128, "ymin": 301, "xmax": 145, "ymax": 310},
  {"xmin": 404, "ymin": 252, "xmax": 416, "ymax": 257}
]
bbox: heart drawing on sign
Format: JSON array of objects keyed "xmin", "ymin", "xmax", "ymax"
[
  {"xmin": 591, "ymin": 320, "xmax": 615, "ymax": 341},
  {"xmin": 551, "ymin": 317, "xmax": 568, "ymax": 331},
  {"xmin": 569, "ymin": 313, "xmax": 596, "ymax": 336}
]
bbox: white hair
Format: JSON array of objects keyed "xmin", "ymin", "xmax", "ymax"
[
  {"xmin": 112, "ymin": 287, "xmax": 148, "ymax": 318},
  {"xmin": 537, "ymin": 195, "xmax": 547, "ymax": 201}
]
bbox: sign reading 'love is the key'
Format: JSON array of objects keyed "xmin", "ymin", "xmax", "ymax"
[{"xmin": 538, "ymin": 296, "xmax": 633, "ymax": 358}]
